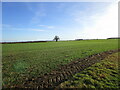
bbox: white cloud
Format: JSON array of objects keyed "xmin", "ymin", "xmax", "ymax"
[
  {"xmin": 26, "ymin": 3, "xmax": 34, "ymax": 12},
  {"xmin": 2, "ymin": 24, "xmax": 46, "ymax": 32},
  {"xmin": 76, "ymin": 2, "xmax": 118, "ymax": 39},
  {"xmin": 29, "ymin": 3, "xmax": 46, "ymax": 24},
  {"xmin": 31, "ymin": 11, "xmax": 46, "ymax": 24},
  {"xmin": 38, "ymin": 25, "xmax": 46, "ymax": 27},
  {"xmin": 47, "ymin": 26, "xmax": 55, "ymax": 29},
  {"xmin": 31, "ymin": 29, "xmax": 45, "ymax": 31},
  {"xmin": 2, "ymin": 24, "xmax": 12, "ymax": 28},
  {"xmin": 38, "ymin": 25, "xmax": 55, "ymax": 29},
  {"xmin": 3, "ymin": 25, "xmax": 45, "ymax": 32}
]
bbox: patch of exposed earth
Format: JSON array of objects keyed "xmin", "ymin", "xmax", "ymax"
[{"xmin": 13, "ymin": 49, "xmax": 120, "ymax": 89}]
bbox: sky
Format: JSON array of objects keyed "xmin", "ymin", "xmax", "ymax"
[{"xmin": 2, "ymin": 2, "xmax": 118, "ymax": 42}]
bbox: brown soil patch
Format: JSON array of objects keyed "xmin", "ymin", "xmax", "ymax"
[{"xmin": 14, "ymin": 49, "xmax": 120, "ymax": 88}]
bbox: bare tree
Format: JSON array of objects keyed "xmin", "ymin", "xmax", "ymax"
[{"xmin": 53, "ymin": 36, "xmax": 60, "ymax": 42}]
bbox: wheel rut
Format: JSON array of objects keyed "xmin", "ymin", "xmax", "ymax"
[{"xmin": 16, "ymin": 49, "xmax": 120, "ymax": 88}]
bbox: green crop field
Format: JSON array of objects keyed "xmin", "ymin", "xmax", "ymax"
[
  {"xmin": 2, "ymin": 39, "xmax": 119, "ymax": 87},
  {"xmin": 59, "ymin": 52, "xmax": 119, "ymax": 88}
]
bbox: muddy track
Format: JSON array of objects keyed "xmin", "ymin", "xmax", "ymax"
[{"xmin": 17, "ymin": 49, "xmax": 120, "ymax": 88}]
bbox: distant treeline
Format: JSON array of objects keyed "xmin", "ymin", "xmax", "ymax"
[
  {"xmin": 1, "ymin": 37, "xmax": 119, "ymax": 44},
  {"xmin": 75, "ymin": 39, "xmax": 83, "ymax": 41},
  {"xmin": 107, "ymin": 37, "xmax": 120, "ymax": 39},
  {"xmin": 1, "ymin": 41, "xmax": 47, "ymax": 44},
  {"xmin": 75, "ymin": 39, "xmax": 99, "ymax": 41}
]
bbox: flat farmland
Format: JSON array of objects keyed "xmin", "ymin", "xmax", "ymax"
[
  {"xmin": 59, "ymin": 52, "xmax": 119, "ymax": 88},
  {"xmin": 2, "ymin": 39, "xmax": 119, "ymax": 87}
]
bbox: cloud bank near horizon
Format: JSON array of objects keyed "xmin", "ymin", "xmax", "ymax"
[
  {"xmin": 2, "ymin": 2, "xmax": 118, "ymax": 41},
  {"xmin": 75, "ymin": 2, "xmax": 118, "ymax": 39}
]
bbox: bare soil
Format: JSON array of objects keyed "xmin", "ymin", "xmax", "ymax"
[{"xmin": 14, "ymin": 49, "xmax": 120, "ymax": 89}]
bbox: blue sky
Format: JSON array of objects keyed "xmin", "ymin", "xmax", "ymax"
[{"xmin": 2, "ymin": 2, "xmax": 118, "ymax": 42}]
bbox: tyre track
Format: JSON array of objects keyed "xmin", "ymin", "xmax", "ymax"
[{"xmin": 18, "ymin": 49, "xmax": 120, "ymax": 88}]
